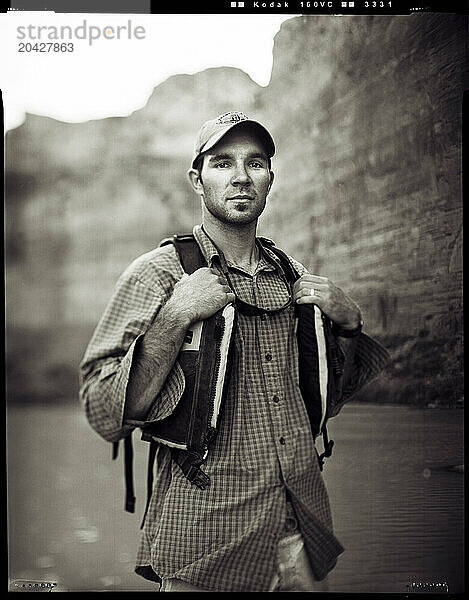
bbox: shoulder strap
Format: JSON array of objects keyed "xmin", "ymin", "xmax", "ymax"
[
  {"xmin": 119, "ymin": 234, "xmax": 205, "ymax": 519},
  {"xmin": 138, "ymin": 234, "xmax": 208, "ymax": 526},
  {"xmin": 113, "ymin": 434, "xmax": 136, "ymax": 514},
  {"xmin": 257, "ymin": 237, "xmax": 300, "ymax": 282},
  {"xmin": 166, "ymin": 233, "xmax": 299, "ymax": 283},
  {"xmin": 161, "ymin": 234, "xmax": 207, "ymax": 273},
  {"xmin": 124, "ymin": 435, "xmax": 136, "ymax": 512},
  {"xmin": 259, "ymin": 238, "xmax": 336, "ymax": 470},
  {"xmin": 140, "ymin": 440, "xmax": 158, "ymax": 529}
]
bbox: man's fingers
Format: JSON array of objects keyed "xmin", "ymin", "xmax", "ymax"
[
  {"xmin": 293, "ymin": 281, "xmax": 328, "ymax": 296},
  {"xmin": 294, "ymin": 281, "xmax": 328, "ymax": 293},
  {"xmin": 293, "ymin": 278, "xmax": 329, "ymax": 304},
  {"xmin": 295, "ymin": 290, "xmax": 322, "ymax": 304},
  {"xmin": 297, "ymin": 274, "xmax": 329, "ymax": 283},
  {"xmin": 296, "ymin": 297, "xmax": 318, "ymax": 305}
]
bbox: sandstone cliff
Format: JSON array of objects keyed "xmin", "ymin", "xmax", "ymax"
[{"xmin": 5, "ymin": 14, "xmax": 465, "ymax": 407}]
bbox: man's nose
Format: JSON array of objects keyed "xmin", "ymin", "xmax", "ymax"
[{"xmin": 231, "ymin": 164, "xmax": 251, "ymax": 186}]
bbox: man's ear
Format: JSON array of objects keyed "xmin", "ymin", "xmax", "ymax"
[
  {"xmin": 268, "ymin": 170, "xmax": 274, "ymax": 194},
  {"xmin": 187, "ymin": 168, "xmax": 204, "ymax": 196}
]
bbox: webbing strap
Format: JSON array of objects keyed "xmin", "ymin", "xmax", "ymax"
[
  {"xmin": 171, "ymin": 448, "xmax": 211, "ymax": 489},
  {"xmin": 140, "ymin": 440, "xmax": 158, "ymax": 529},
  {"xmin": 124, "ymin": 435, "xmax": 136, "ymax": 513},
  {"xmin": 317, "ymin": 425, "xmax": 335, "ymax": 471},
  {"xmin": 113, "ymin": 439, "xmax": 136, "ymax": 513},
  {"xmin": 112, "ymin": 441, "xmax": 119, "ymax": 460},
  {"xmin": 172, "ymin": 234, "xmax": 206, "ymax": 274},
  {"xmin": 258, "ymin": 240, "xmax": 300, "ymax": 283}
]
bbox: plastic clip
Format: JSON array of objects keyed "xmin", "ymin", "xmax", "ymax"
[
  {"xmin": 187, "ymin": 465, "xmax": 211, "ymax": 490},
  {"xmin": 318, "ymin": 439, "xmax": 335, "ymax": 472}
]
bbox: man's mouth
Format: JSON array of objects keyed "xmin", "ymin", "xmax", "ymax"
[{"xmin": 228, "ymin": 195, "xmax": 254, "ymax": 201}]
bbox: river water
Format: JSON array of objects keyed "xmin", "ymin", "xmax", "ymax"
[
  {"xmin": 7, "ymin": 402, "xmax": 464, "ymax": 592},
  {"xmin": 323, "ymin": 403, "xmax": 464, "ymax": 593}
]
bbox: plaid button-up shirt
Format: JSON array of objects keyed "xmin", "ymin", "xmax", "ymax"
[{"xmin": 79, "ymin": 225, "xmax": 388, "ymax": 592}]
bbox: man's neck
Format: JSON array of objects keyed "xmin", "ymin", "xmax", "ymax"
[{"xmin": 202, "ymin": 217, "xmax": 259, "ymax": 269}]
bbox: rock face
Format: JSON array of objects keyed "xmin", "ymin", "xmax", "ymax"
[{"xmin": 5, "ymin": 14, "xmax": 465, "ymax": 406}]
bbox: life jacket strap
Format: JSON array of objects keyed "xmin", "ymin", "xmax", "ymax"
[
  {"xmin": 161, "ymin": 234, "xmax": 206, "ymax": 274},
  {"xmin": 264, "ymin": 241, "xmax": 338, "ymax": 470},
  {"xmin": 140, "ymin": 440, "xmax": 158, "ymax": 529},
  {"xmin": 171, "ymin": 448, "xmax": 211, "ymax": 490},
  {"xmin": 317, "ymin": 425, "xmax": 335, "ymax": 471},
  {"xmin": 257, "ymin": 237, "xmax": 301, "ymax": 282},
  {"xmin": 112, "ymin": 435, "xmax": 137, "ymax": 514},
  {"xmin": 117, "ymin": 434, "xmax": 136, "ymax": 513},
  {"xmin": 323, "ymin": 319, "xmax": 344, "ymax": 378}
]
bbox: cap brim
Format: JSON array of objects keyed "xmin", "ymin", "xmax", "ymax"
[{"xmin": 192, "ymin": 119, "xmax": 275, "ymax": 167}]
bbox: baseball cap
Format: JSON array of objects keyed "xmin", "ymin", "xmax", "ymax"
[{"xmin": 192, "ymin": 111, "xmax": 275, "ymax": 168}]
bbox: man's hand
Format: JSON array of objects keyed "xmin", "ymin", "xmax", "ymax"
[
  {"xmin": 125, "ymin": 267, "xmax": 235, "ymax": 420},
  {"xmin": 168, "ymin": 267, "xmax": 236, "ymax": 325},
  {"xmin": 293, "ymin": 274, "xmax": 362, "ymax": 330}
]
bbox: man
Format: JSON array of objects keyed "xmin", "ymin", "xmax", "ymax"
[{"xmin": 79, "ymin": 111, "xmax": 389, "ymax": 592}]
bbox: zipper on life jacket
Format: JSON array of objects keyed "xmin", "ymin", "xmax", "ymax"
[
  {"xmin": 204, "ymin": 303, "xmax": 236, "ymax": 455},
  {"xmin": 316, "ymin": 314, "xmax": 343, "ymax": 470},
  {"xmin": 202, "ymin": 313, "xmax": 225, "ymax": 456}
]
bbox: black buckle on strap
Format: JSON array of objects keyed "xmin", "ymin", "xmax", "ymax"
[
  {"xmin": 186, "ymin": 465, "xmax": 211, "ymax": 490},
  {"xmin": 317, "ymin": 425, "xmax": 335, "ymax": 472},
  {"xmin": 318, "ymin": 439, "xmax": 335, "ymax": 471}
]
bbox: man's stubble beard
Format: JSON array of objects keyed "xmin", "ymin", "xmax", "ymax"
[{"xmin": 201, "ymin": 195, "xmax": 267, "ymax": 227}]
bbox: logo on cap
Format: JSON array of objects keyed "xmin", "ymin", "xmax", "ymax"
[{"xmin": 216, "ymin": 111, "xmax": 249, "ymax": 124}]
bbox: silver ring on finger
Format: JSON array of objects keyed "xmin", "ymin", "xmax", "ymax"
[{"xmin": 310, "ymin": 288, "xmax": 316, "ymax": 297}]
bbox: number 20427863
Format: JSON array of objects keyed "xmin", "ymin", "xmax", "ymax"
[{"xmin": 18, "ymin": 42, "xmax": 74, "ymax": 52}]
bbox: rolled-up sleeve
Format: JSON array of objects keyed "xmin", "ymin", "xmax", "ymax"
[
  {"xmin": 327, "ymin": 332, "xmax": 391, "ymax": 419},
  {"xmin": 79, "ymin": 252, "xmax": 185, "ymax": 443},
  {"xmin": 80, "ymin": 335, "xmax": 145, "ymax": 441}
]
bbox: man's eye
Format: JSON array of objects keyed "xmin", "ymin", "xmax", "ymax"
[
  {"xmin": 249, "ymin": 161, "xmax": 263, "ymax": 168},
  {"xmin": 215, "ymin": 162, "xmax": 230, "ymax": 168}
]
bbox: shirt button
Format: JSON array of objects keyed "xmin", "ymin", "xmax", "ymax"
[
  {"xmin": 265, "ymin": 353, "xmax": 272, "ymax": 361},
  {"xmin": 260, "ymin": 313, "xmax": 267, "ymax": 321},
  {"xmin": 279, "ymin": 437, "xmax": 286, "ymax": 445},
  {"xmin": 273, "ymin": 395, "xmax": 280, "ymax": 403}
]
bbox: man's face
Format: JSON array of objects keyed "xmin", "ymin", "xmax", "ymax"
[{"xmin": 192, "ymin": 126, "xmax": 274, "ymax": 226}]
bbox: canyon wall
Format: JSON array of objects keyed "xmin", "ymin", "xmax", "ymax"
[{"xmin": 5, "ymin": 13, "xmax": 465, "ymax": 406}]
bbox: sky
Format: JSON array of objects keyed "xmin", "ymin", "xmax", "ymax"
[{"xmin": 0, "ymin": 12, "xmax": 296, "ymax": 132}]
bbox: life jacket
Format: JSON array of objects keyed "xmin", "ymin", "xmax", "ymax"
[
  {"xmin": 140, "ymin": 235, "xmax": 238, "ymax": 491},
  {"xmin": 113, "ymin": 234, "xmax": 344, "ymax": 524}
]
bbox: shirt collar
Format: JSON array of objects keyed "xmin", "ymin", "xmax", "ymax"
[
  {"xmin": 192, "ymin": 224, "xmax": 224, "ymax": 269},
  {"xmin": 193, "ymin": 224, "xmax": 277, "ymax": 275}
]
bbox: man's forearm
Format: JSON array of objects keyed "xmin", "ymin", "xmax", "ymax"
[{"xmin": 124, "ymin": 299, "xmax": 191, "ymax": 421}]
